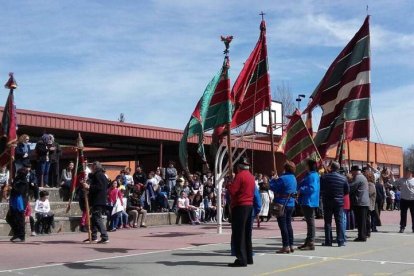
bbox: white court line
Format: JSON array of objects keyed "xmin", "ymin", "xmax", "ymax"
[
  {"xmin": 0, "ymin": 247, "xmax": 192, "ymax": 273},
  {"xmin": 0, "ymin": 232, "xmax": 306, "ymax": 274},
  {"xmin": 260, "ymin": 253, "xmax": 414, "ymax": 266},
  {"xmin": 372, "ymin": 232, "xmax": 414, "ymax": 237}
]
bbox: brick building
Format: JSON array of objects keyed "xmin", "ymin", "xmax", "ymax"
[{"xmin": 0, "ymin": 107, "xmax": 403, "ymax": 178}]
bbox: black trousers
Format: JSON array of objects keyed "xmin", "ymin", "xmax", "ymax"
[
  {"xmin": 231, "ymin": 205, "xmax": 253, "ymax": 265},
  {"xmin": 400, "ymin": 199, "xmax": 414, "ymax": 230},
  {"xmin": 353, "ymin": 206, "xmax": 368, "ymax": 240},
  {"xmin": 302, "ymin": 206, "xmax": 315, "ymax": 243},
  {"xmin": 375, "ymin": 200, "xmax": 383, "ymax": 226},
  {"xmin": 6, "ymin": 209, "xmax": 25, "ymax": 239},
  {"xmin": 366, "ymin": 210, "xmax": 371, "ymax": 237},
  {"xmin": 49, "ymin": 162, "xmax": 60, "ymax": 187},
  {"xmin": 35, "ymin": 213, "xmax": 55, "ymax": 234},
  {"xmin": 91, "ymin": 206, "xmax": 108, "ymax": 240}
]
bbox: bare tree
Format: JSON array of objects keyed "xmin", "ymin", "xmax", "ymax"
[
  {"xmin": 404, "ymin": 145, "xmax": 414, "ymax": 170},
  {"xmin": 272, "ymin": 81, "xmax": 295, "ymax": 124}
]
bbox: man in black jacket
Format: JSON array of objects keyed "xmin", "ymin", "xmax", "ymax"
[
  {"xmin": 320, "ymin": 161, "xmax": 349, "ymax": 247},
  {"xmin": 82, "ymin": 161, "xmax": 109, "ymax": 243}
]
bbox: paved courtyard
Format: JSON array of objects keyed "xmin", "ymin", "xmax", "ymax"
[{"xmin": 1, "ymin": 212, "xmax": 413, "ymax": 276}]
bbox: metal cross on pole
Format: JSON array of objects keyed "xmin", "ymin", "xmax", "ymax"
[{"xmin": 260, "ymin": 11, "xmax": 266, "ymax": 20}]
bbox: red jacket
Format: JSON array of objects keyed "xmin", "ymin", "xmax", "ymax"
[
  {"xmin": 25, "ymin": 204, "xmax": 32, "ymax": 217},
  {"xmin": 343, "ymin": 194, "xmax": 350, "ymax": 210},
  {"xmin": 107, "ymin": 188, "xmax": 122, "ymax": 205},
  {"xmin": 228, "ymin": 170, "xmax": 255, "ymax": 208}
]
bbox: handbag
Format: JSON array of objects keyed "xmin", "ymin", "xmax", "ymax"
[
  {"xmin": 111, "ymin": 197, "xmax": 124, "ymax": 215},
  {"xmin": 270, "ymin": 193, "xmax": 292, "ymax": 218}
]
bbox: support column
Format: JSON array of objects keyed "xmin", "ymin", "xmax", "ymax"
[{"xmin": 159, "ymin": 142, "xmax": 163, "ymax": 168}]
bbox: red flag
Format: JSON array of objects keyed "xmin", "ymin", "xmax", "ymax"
[
  {"xmin": 230, "ymin": 20, "xmax": 271, "ymax": 128},
  {"xmin": 0, "ymin": 74, "xmax": 17, "ymax": 167},
  {"xmin": 69, "ymin": 134, "xmax": 86, "ymax": 199}
]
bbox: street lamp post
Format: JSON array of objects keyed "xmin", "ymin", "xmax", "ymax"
[{"xmin": 296, "ymin": 94, "xmax": 306, "ymax": 110}]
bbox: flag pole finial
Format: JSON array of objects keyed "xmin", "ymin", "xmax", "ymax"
[
  {"xmin": 259, "ymin": 11, "xmax": 266, "ymax": 31},
  {"xmin": 4, "ymin": 72, "xmax": 17, "ymax": 90},
  {"xmin": 220, "ymin": 36, "xmax": 233, "ymax": 56},
  {"xmin": 260, "ymin": 11, "xmax": 265, "ymax": 21},
  {"xmin": 76, "ymin": 133, "xmax": 84, "ymax": 150}
]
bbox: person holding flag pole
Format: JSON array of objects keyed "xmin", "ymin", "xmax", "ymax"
[
  {"xmin": 82, "ymin": 160, "xmax": 109, "ymax": 244},
  {"xmin": 65, "ymin": 133, "xmax": 93, "ymax": 242},
  {"xmin": 1, "ymin": 73, "xmax": 17, "ymax": 201}
]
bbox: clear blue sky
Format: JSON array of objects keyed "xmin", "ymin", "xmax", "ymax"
[{"xmin": 0, "ymin": 1, "xmax": 412, "ymax": 148}]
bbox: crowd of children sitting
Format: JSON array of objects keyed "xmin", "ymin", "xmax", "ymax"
[{"xmin": 104, "ymin": 162, "xmax": 225, "ymax": 228}]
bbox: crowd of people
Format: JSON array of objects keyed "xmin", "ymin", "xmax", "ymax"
[
  {"xmin": 1, "ymin": 132, "xmax": 230, "ymax": 242},
  {"xmin": 3, "ymin": 133, "xmax": 62, "ymax": 241},
  {"xmin": 3, "ymin": 134, "xmax": 413, "ymax": 265},
  {"xmin": 226, "ymin": 158, "xmax": 414, "ymax": 267}
]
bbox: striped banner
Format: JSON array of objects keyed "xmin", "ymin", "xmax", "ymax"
[
  {"xmin": 230, "ymin": 19, "xmax": 271, "ymax": 128},
  {"xmin": 304, "ymin": 16, "xmax": 370, "ymax": 158},
  {"xmin": 204, "ymin": 56, "xmax": 232, "ymax": 132},
  {"xmin": 278, "ymin": 109, "xmax": 321, "ymax": 181}
]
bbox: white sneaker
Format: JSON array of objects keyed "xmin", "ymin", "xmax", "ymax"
[{"xmin": 31, "ymin": 232, "xmax": 37, "ymax": 237}]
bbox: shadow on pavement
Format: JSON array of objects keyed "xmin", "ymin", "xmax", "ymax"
[
  {"xmin": 91, "ymin": 247, "xmax": 135, "ymax": 253},
  {"xmin": 144, "ymin": 232, "xmax": 201, "ymax": 238},
  {"xmin": 157, "ymin": 261, "xmax": 228, "ymax": 267},
  {"xmin": 190, "ymin": 243, "xmax": 211, "ymax": 247},
  {"xmin": 173, "ymin": 252, "xmax": 228, "ymax": 257},
  {"xmin": 63, "ymin": 262, "xmax": 117, "ymax": 270},
  {"xmin": 37, "ymin": 240, "xmax": 79, "ymax": 245},
  {"xmin": 0, "ymin": 240, "xmax": 40, "ymax": 245}
]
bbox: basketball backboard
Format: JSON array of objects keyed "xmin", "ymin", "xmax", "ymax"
[{"xmin": 254, "ymin": 101, "xmax": 283, "ymax": 136}]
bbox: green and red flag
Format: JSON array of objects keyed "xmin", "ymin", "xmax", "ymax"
[
  {"xmin": 304, "ymin": 16, "xmax": 370, "ymax": 158},
  {"xmin": 278, "ymin": 109, "xmax": 322, "ymax": 181},
  {"xmin": 204, "ymin": 39, "xmax": 232, "ymax": 132},
  {"xmin": 179, "ymin": 69, "xmax": 225, "ymax": 170},
  {"xmin": 0, "ymin": 73, "xmax": 17, "ymax": 168},
  {"xmin": 179, "ymin": 37, "xmax": 234, "ymax": 170},
  {"xmin": 69, "ymin": 133, "xmax": 86, "ymax": 200},
  {"xmin": 230, "ymin": 19, "xmax": 271, "ymax": 128}
]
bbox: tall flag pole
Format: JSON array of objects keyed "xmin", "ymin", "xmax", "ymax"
[
  {"xmin": 66, "ymin": 133, "xmax": 85, "ymax": 210},
  {"xmin": 229, "ymin": 13, "xmax": 274, "ymax": 172},
  {"xmin": 65, "ymin": 133, "xmax": 91, "ymax": 241},
  {"xmin": 179, "ymin": 38, "xmax": 233, "ymax": 171},
  {"xmin": 1, "ymin": 73, "xmax": 17, "ymax": 185},
  {"xmin": 335, "ymin": 112, "xmax": 348, "ymax": 170},
  {"xmin": 260, "ymin": 12, "xmax": 277, "ymax": 174},
  {"xmin": 304, "ymin": 16, "xmax": 370, "ymax": 159},
  {"xmin": 277, "ymin": 109, "xmax": 323, "ymax": 181},
  {"xmin": 220, "ymin": 36, "xmax": 234, "ymax": 176}
]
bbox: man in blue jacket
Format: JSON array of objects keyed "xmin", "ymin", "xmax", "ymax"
[{"xmin": 297, "ymin": 159, "xmax": 320, "ymax": 251}]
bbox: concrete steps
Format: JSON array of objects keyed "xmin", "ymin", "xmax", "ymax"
[
  {"xmin": 34, "ymin": 187, "xmax": 66, "ymax": 202},
  {"xmin": 0, "ymin": 202, "xmax": 82, "ymax": 218},
  {"xmin": 0, "ymin": 212, "xmax": 182, "ymax": 237},
  {"xmin": 0, "ymin": 186, "xmax": 188, "ymax": 238}
]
